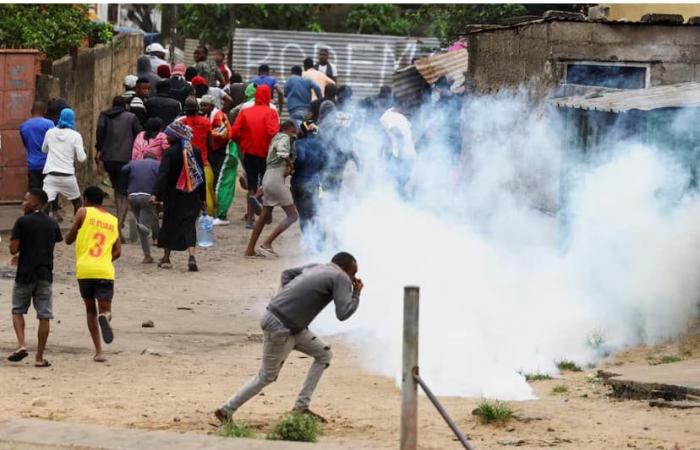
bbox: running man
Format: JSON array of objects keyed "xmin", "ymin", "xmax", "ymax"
[
  {"xmin": 65, "ymin": 186, "xmax": 121, "ymax": 362},
  {"xmin": 215, "ymin": 252, "xmax": 363, "ymax": 423}
]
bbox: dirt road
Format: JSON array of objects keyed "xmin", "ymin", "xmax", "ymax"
[{"xmin": 1, "ymin": 201, "xmax": 698, "ymax": 449}]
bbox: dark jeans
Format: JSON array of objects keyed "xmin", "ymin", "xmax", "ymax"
[
  {"xmin": 28, "ymin": 170, "xmax": 45, "ymax": 190},
  {"xmin": 291, "ymin": 181, "xmax": 319, "ymax": 235}
]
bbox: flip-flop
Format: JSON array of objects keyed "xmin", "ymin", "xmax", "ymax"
[
  {"xmin": 8, "ymin": 349, "xmax": 28, "ymax": 362},
  {"xmin": 34, "ymin": 360, "xmax": 51, "ymax": 368},
  {"xmin": 258, "ymin": 247, "xmax": 278, "ymax": 258},
  {"xmin": 98, "ymin": 314, "xmax": 114, "ymax": 344}
]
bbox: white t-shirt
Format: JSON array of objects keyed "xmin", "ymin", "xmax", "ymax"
[
  {"xmin": 380, "ymin": 108, "xmax": 416, "ymax": 160},
  {"xmin": 317, "ymin": 62, "xmax": 337, "ymax": 79}
]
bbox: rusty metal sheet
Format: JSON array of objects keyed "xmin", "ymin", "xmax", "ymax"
[
  {"xmin": 392, "ymin": 65, "xmax": 428, "ymax": 104},
  {"xmin": 552, "ymin": 82, "xmax": 700, "ymax": 112},
  {"xmin": 0, "ymin": 49, "xmax": 40, "ymax": 202},
  {"xmin": 414, "ymin": 49, "xmax": 469, "ymax": 86}
]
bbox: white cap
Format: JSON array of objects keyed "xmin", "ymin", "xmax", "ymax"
[
  {"xmin": 146, "ymin": 42, "xmax": 166, "ymax": 54},
  {"xmin": 123, "ymin": 75, "xmax": 138, "ymax": 89}
]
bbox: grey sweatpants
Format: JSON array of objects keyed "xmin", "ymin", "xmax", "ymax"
[
  {"xmin": 128, "ymin": 193, "xmax": 159, "ymax": 257},
  {"xmin": 220, "ymin": 311, "xmax": 333, "ymax": 415}
]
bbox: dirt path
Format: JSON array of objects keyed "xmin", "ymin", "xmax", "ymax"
[{"xmin": 1, "ymin": 200, "xmax": 699, "ymax": 449}]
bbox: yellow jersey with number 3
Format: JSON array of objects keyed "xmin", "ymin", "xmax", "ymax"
[{"xmin": 75, "ymin": 207, "xmax": 118, "ymax": 280}]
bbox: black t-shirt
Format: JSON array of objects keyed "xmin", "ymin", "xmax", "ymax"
[{"xmin": 11, "ymin": 212, "xmax": 63, "ymax": 284}]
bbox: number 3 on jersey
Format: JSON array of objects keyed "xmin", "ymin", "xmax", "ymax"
[{"xmin": 89, "ymin": 232, "xmax": 106, "ymax": 257}]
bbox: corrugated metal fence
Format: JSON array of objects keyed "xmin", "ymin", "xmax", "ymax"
[{"xmin": 232, "ymin": 28, "xmax": 439, "ymax": 101}]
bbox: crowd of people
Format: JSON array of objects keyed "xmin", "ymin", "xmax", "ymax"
[{"xmin": 8, "ymin": 40, "xmax": 468, "ymax": 423}]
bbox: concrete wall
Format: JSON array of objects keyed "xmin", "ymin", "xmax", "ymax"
[
  {"xmin": 37, "ymin": 33, "xmax": 142, "ymax": 186},
  {"xmin": 466, "ymin": 21, "xmax": 700, "ymax": 97}
]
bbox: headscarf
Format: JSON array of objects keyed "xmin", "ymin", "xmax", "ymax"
[
  {"xmin": 57, "ymin": 108, "xmax": 75, "ymax": 129},
  {"xmin": 244, "ymin": 83, "xmax": 256, "ymax": 100},
  {"xmin": 164, "ymin": 121, "xmax": 203, "ymax": 193}
]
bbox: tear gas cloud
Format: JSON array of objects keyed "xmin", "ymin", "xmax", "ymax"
[{"xmin": 308, "ymin": 90, "xmax": 700, "ymax": 400}]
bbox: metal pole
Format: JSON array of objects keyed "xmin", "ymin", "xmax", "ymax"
[
  {"xmin": 413, "ymin": 368, "xmax": 476, "ymax": 450},
  {"xmin": 401, "ymin": 286, "xmax": 419, "ymax": 450}
]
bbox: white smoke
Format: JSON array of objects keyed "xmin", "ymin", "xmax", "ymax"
[{"xmin": 308, "ymin": 90, "xmax": 700, "ymax": 400}]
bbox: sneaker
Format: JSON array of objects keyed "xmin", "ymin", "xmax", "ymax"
[
  {"xmin": 292, "ymin": 407, "xmax": 328, "ymax": 423},
  {"xmin": 212, "ymin": 218, "xmax": 230, "ymax": 226}
]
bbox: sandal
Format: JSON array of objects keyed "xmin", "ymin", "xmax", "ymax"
[
  {"xmin": 258, "ymin": 246, "xmax": 278, "ymax": 258},
  {"xmin": 34, "ymin": 360, "xmax": 51, "ymax": 368},
  {"xmin": 158, "ymin": 261, "xmax": 172, "ymax": 269},
  {"xmin": 8, "ymin": 349, "xmax": 28, "ymax": 362},
  {"xmin": 98, "ymin": 314, "xmax": 114, "ymax": 344},
  {"xmin": 188, "ymin": 256, "xmax": 199, "ymax": 272}
]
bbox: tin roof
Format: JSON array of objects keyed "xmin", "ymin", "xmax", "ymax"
[
  {"xmin": 414, "ymin": 49, "xmax": 469, "ymax": 85},
  {"xmin": 551, "ymin": 82, "xmax": 700, "ymax": 112}
]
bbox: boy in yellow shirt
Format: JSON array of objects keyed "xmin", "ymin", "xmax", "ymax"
[{"xmin": 66, "ymin": 186, "xmax": 121, "ymax": 362}]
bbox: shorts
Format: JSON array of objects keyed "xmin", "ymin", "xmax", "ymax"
[
  {"xmin": 12, "ymin": 280, "xmax": 53, "ymax": 320},
  {"xmin": 102, "ymin": 161, "xmax": 127, "ymax": 193},
  {"xmin": 242, "ymin": 154, "xmax": 267, "ymax": 191},
  {"xmin": 43, "ymin": 174, "xmax": 81, "ymax": 201},
  {"xmin": 78, "ymin": 279, "xmax": 115, "ymax": 301}
]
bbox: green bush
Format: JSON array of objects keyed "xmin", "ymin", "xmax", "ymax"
[
  {"xmin": 267, "ymin": 413, "xmax": 319, "ymax": 442},
  {"xmin": 551, "ymin": 384, "xmax": 569, "ymax": 394},
  {"xmin": 0, "ymin": 5, "xmax": 112, "ymax": 60},
  {"xmin": 219, "ymin": 420, "xmax": 253, "ymax": 439},
  {"xmin": 555, "ymin": 359, "xmax": 582, "ymax": 372},
  {"xmin": 474, "ymin": 400, "xmax": 514, "ymax": 424}
]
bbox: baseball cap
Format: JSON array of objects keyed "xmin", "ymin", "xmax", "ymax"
[
  {"xmin": 191, "ymin": 75, "xmax": 208, "ymax": 87},
  {"xmin": 123, "ymin": 75, "xmax": 138, "ymax": 89},
  {"xmin": 146, "ymin": 42, "xmax": 166, "ymax": 54},
  {"xmin": 200, "ymin": 94, "xmax": 216, "ymax": 105},
  {"xmin": 172, "ymin": 63, "xmax": 186, "ymax": 76}
]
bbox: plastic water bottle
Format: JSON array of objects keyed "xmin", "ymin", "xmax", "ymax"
[{"xmin": 197, "ymin": 213, "xmax": 214, "ymax": 248}]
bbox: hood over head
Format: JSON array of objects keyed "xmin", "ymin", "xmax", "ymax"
[
  {"xmin": 254, "ymin": 85, "xmax": 271, "ymax": 106},
  {"xmin": 136, "ymin": 56, "xmax": 151, "ymax": 76}
]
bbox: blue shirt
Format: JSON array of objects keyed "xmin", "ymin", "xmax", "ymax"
[
  {"xmin": 292, "ymin": 136, "xmax": 326, "ymax": 186},
  {"xmin": 19, "ymin": 117, "xmax": 54, "ymax": 171},
  {"xmin": 252, "ymin": 75, "xmax": 277, "ymax": 91},
  {"xmin": 284, "ymin": 75, "xmax": 321, "ymax": 114}
]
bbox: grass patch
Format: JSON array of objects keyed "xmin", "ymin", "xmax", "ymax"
[
  {"xmin": 648, "ymin": 354, "xmax": 685, "ymax": 366},
  {"xmin": 267, "ymin": 413, "xmax": 319, "ymax": 442},
  {"xmin": 473, "ymin": 400, "xmax": 514, "ymax": 425},
  {"xmin": 219, "ymin": 420, "xmax": 253, "ymax": 438},
  {"xmin": 523, "ymin": 372, "xmax": 552, "ymax": 381},
  {"xmin": 551, "ymin": 384, "xmax": 569, "ymax": 394},
  {"xmin": 555, "ymin": 359, "xmax": 582, "ymax": 372}
]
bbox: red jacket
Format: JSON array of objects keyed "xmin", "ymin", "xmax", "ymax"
[
  {"xmin": 180, "ymin": 115, "xmax": 211, "ymax": 163},
  {"xmin": 231, "ymin": 85, "xmax": 279, "ymax": 158}
]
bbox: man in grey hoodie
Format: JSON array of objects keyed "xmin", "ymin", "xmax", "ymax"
[{"xmin": 215, "ymin": 252, "xmax": 363, "ymax": 423}]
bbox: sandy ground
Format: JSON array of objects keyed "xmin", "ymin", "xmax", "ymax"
[{"xmin": 1, "ymin": 198, "xmax": 699, "ymax": 450}]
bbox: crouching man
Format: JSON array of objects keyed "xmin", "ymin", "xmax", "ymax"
[{"xmin": 215, "ymin": 252, "xmax": 363, "ymax": 423}]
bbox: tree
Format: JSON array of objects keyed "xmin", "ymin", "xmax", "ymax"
[
  {"xmin": 124, "ymin": 4, "xmax": 157, "ymax": 33},
  {"xmin": 178, "ymin": 4, "xmax": 324, "ymax": 49},
  {"xmin": 346, "ymin": 4, "xmax": 413, "ymax": 36},
  {"xmin": 0, "ymin": 4, "xmax": 113, "ymax": 60},
  {"xmin": 411, "ymin": 4, "xmax": 529, "ymax": 42}
]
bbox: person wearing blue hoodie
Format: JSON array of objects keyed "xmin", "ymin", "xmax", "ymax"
[{"xmin": 20, "ymin": 101, "xmax": 54, "ymax": 189}]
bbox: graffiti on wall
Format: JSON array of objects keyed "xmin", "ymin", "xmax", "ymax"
[{"xmin": 233, "ymin": 29, "xmax": 439, "ymax": 98}]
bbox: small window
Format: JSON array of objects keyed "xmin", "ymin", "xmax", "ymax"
[{"xmin": 566, "ymin": 63, "xmax": 647, "ymax": 89}]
